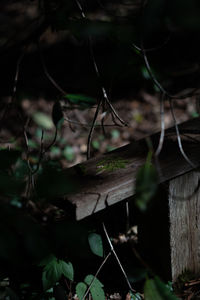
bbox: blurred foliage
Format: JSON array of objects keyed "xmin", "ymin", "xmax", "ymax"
[
  {"xmin": 40, "ymin": 255, "xmax": 74, "ymax": 290},
  {"xmin": 144, "ymin": 276, "xmax": 178, "ymax": 300},
  {"xmin": 135, "ymin": 151, "xmax": 158, "ymax": 212}
]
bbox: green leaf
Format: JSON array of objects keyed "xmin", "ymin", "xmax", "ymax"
[
  {"xmin": 50, "ymin": 146, "xmax": 61, "ymax": 156},
  {"xmin": 88, "ymin": 233, "xmax": 103, "ymax": 257},
  {"xmin": 27, "ymin": 139, "xmax": 38, "ymax": 149},
  {"xmin": 135, "ymin": 151, "xmax": 158, "ymax": 211},
  {"xmin": 59, "ymin": 261, "xmax": 74, "ymax": 281},
  {"xmin": 42, "ymin": 270, "xmax": 53, "ymax": 291},
  {"xmin": 92, "ymin": 140, "xmax": 100, "ymax": 150},
  {"xmin": 64, "ymin": 94, "xmax": 96, "ymax": 108},
  {"xmin": 63, "ymin": 146, "xmax": 75, "ymax": 161},
  {"xmin": 33, "ymin": 112, "xmax": 54, "ymax": 130},
  {"xmin": 42, "ymin": 255, "xmax": 74, "ymax": 290},
  {"xmin": 76, "ymin": 282, "xmax": 87, "ymax": 300},
  {"xmin": 144, "ymin": 277, "xmax": 178, "ymax": 300},
  {"xmin": 84, "ymin": 275, "xmax": 105, "ymax": 300},
  {"xmin": 111, "ymin": 129, "xmax": 120, "ymax": 139},
  {"xmin": 84, "ymin": 275, "xmax": 104, "ymax": 287},
  {"xmin": 52, "ymin": 101, "xmax": 64, "ymax": 128},
  {"xmin": 90, "ymin": 284, "xmax": 105, "ymax": 300}
]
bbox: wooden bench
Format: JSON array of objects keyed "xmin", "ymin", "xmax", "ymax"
[{"xmin": 63, "ymin": 117, "xmax": 200, "ymax": 281}]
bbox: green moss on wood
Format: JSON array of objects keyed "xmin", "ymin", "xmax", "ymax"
[{"xmin": 96, "ymin": 157, "xmax": 128, "ymax": 173}]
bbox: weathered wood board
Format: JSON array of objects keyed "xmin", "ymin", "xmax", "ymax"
[
  {"xmin": 64, "ymin": 117, "xmax": 200, "ymax": 220},
  {"xmin": 169, "ymin": 170, "xmax": 200, "ymax": 280}
]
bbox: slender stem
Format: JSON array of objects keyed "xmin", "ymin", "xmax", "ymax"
[
  {"xmin": 81, "ymin": 252, "xmax": 112, "ymax": 300},
  {"xmin": 155, "ymin": 92, "xmax": 165, "ymax": 156},
  {"xmin": 102, "ymin": 223, "xmax": 136, "ymax": 293},
  {"xmin": 169, "ymin": 99, "xmax": 196, "ymax": 168},
  {"xmin": 37, "ymin": 42, "xmax": 67, "ymax": 95},
  {"xmin": 87, "ymin": 100, "xmax": 102, "ymax": 159}
]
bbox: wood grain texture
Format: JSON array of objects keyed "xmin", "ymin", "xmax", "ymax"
[
  {"xmin": 64, "ymin": 117, "xmax": 200, "ymax": 220},
  {"xmin": 169, "ymin": 170, "xmax": 200, "ymax": 281}
]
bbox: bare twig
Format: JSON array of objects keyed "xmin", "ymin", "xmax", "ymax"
[
  {"xmin": 43, "ymin": 126, "xmax": 58, "ymax": 153},
  {"xmin": 75, "ymin": 0, "xmax": 127, "ymax": 127},
  {"xmin": 31, "ymin": 129, "xmax": 45, "ymax": 175},
  {"xmin": 89, "ymin": 41, "xmax": 127, "ymax": 126},
  {"xmin": 81, "ymin": 251, "xmax": 112, "ymax": 300},
  {"xmin": 37, "ymin": 42, "xmax": 67, "ymax": 95},
  {"xmin": 87, "ymin": 99, "xmax": 102, "ymax": 159},
  {"xmin": 169, "ymin": 99, "xmax": 196, "ymax": 168},
  {"xmin": 75, "ymin": 0, "xmax": 127, "ymax": 158},
  {"xmin": 102, "ymin": 223, "xmax": 136, "ymax": 293},
  {"xmin": 12, "ymin": 51, "xmax": 25, "ymax": 101},
  {"xmin": 135, "ymin": 41, "xmax": 200, "ymax": 100},
  {"xmin": 64, "ymin": 116, "xmax": 122, "ymax": 127},
  {"xmin": 132, "ymin": 35, "xmax": 171, "ymax": 53},
  {"xmin": 141, "ymin": 46, "xmax": 168, "ymax": 96},
  {"xmin": 155, "ymin": 92, "xmax": 165, "ymax": 156},
  {"xmin": 75, "ymin": 0, "xmax": 86, "ymax": 18}
]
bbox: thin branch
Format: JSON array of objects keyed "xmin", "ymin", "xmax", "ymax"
[
  {"xmin": 135, "ymin": 41, "xmax": 200, "ymax": 100},
  {"xmin": 132, "ymin": 35, "xmax": 171, "ymax": 53},
  {"xmin": 23, "ymin": 127, "xmax": 34, "ymax": 173},
  {"xmin": 12, "ymin": 51, "xmax": 25, "ymax": 101},
  {"xmin": 169, "ymin": 99, "xmax": 196, "ymax": 168},
  {"xmin": 87, "ymin": 99, "xmax": 102, "ymax": 159},
  {"xmin": 141, "ymin": 46, "xmax": 168, "ymax": 96},
  {"xmin": 31, "ymin": 129, "xmax": 45, "ymax": 175},
  {"xmin": 81, "ymin": 251, "xmax": 112, "ymax": 300},
  {"xmin": 102, "ymin": 223, "xmax": 136, "ymax": 293},
  {"xmin": 37, "ymin": 42, "xmax": 67, "ymax": 95},
  {"xmin": 75, "ymin": 0, "xmax": 86, "ymax": 18},
  {"xmin": 64, "ymin": 116, "xmax": 122, "ymax": 127},
  {"xmin": 166, "ymin": 131, "xmax": 200, "ymax": 144},
  {"xmin": 75, "ymin": 0, "xmax": 127, "ymax": 127},
  {"xmin": 31, "ymin": 127, "xmax": 58, "ymax": 176},
  {"xmin": 155, "ymin": 92, "xmax": 165, "ymax": 156},
  {"xmin": 89, "ymin": 41, "xmax": 127, "ymax": 126}
]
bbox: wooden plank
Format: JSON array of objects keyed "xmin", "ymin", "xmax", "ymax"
[
  {"xmin": 64, "ymin": 117, "xmax": 200, "ymax": 220},
  {"xmin": 169, "ymin": 170, "xmax": 200, "ymax": 281}
]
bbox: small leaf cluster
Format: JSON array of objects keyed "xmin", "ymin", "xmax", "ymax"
[{"xmin": 40, "ymin": 255, "xmax": 74, "ymax": 291}]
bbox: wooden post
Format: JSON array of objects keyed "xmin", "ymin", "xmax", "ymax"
[{"xmin": 169, "ymin": 170, "xmax": 200, "ymax": 281}]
